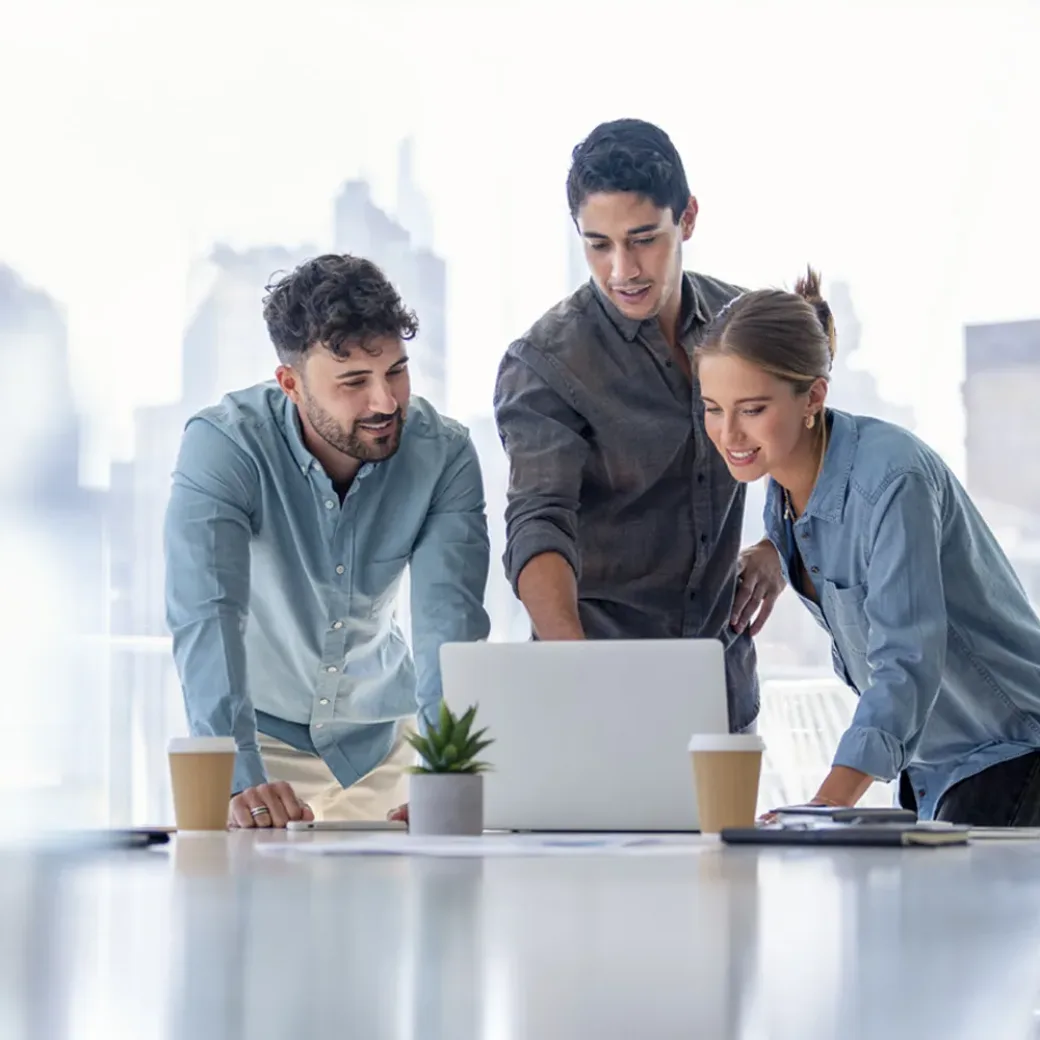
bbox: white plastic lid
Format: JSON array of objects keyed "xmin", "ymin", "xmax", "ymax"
[
  {"xmin": 167, "ymin": 736, "xmax": 237, "ymax": 754},
  {"xmin": 687, "ymin": 733, "xmax": 766, "ymax": 753}
]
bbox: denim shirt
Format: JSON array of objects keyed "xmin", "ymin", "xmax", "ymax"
[
  {"xmin": 164, "ymin": 382, "xmax": 491, "ymax": 795},
  {"xmin": 764, "ymin": 408, "xmax": 1040, "ymax": 820}
]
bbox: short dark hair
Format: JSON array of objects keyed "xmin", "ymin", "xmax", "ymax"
[
  {"xmin": 566, "ymin": 118, "xmax": 691, "ymax": 224},
  {"xmin": 262, "ymin": 253, "xmax": 418, "ymax": 364}
]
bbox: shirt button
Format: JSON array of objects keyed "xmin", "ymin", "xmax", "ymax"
[
  {"xmin": 319, "ymin": 698, "xmax": 329, "ymax": 706},
  {"xmin": 315, "ymin": 723, "xmax": 324, "ymax": 730},
  {"xmin": 335, "ymin": 565, "xmax": 345, "ymax": 575},
  {"xmin": 917, "ymin": 788, "xmax": 925, "ymax": 798},
  {"xmin": 325, "ymin": 499, "xmax": 335, "ymax": 510},
  {"xmin": 332, "ymin": 621, "xmax": 343, "ymax": 630},
  {"xmin": 326, "ymin": 665, "xmax": 338, "ymax": 674},
  {"xmin": 700, "ymin": 534, "xmax": 708, "ymax": 545},
  {"xmin": 697, "ymin": 473, "xmax": 705, "ymax": 484},
  {"xmin": 811, "ymin": 566, "xmax": 820, "ymax": 574},
  {"xmin": 300, "ymin": 464, "xmax": 308, "ymax": 474}
]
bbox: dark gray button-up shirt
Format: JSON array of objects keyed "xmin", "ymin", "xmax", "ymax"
[{"xmin": 493, "ymin": 272, "xmax": 758, "ymax": 730}]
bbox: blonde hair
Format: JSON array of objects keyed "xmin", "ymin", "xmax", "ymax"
[{"xmin": 696, "ymin": 265, "xmax": 836, "ymax": 394}]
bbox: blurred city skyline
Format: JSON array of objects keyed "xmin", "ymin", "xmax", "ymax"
[
  {"xmin": 3, "ymin": 0, "xmax": 1040, "ymax": 825},
  {"xmin": 2, "ymin": 1, "xmax": 1039, "ymax": 487}
]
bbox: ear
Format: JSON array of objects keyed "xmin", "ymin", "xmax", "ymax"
[
  {"xmin": 807, "ymin": 377, "xmax": 829, "ymax": 418},
  {"xmin": 679, "ymin": 196, "xmax": 699, "ymax": 242},
  {"xmin": 275, "ymin": 364, "xmax": 304, "ymax": 405}
]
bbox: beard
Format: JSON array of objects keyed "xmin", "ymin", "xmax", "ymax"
[{"xmin": 302, "ymin": 389, "xmax": 404, "ymax": 464}]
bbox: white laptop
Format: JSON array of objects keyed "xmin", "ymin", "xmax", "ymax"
[{"xmin": 439, "ymin": 639, "xmax": 730, "ymax": 832}]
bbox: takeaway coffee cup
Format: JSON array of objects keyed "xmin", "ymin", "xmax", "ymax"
[
  {"xmin": 167, "ymin": 736, "xmax": 236, "ymax": 831},
  {"xmin": 688, "ymin": 732, "xmax": 766, "ymax": 833}
]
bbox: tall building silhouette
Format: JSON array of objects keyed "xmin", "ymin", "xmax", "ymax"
[
  {"xmin": 181, "ymin": 243, "xmax": 318, "ymax": 414},
  {"xmin": 0, "ymin": 263, "xmax": 109, "ymax": 825},
  {"xmin": 333, "ymin": 167, "xmax": 447, "ymax": 412},
  {"xmin": 964, "ymin": 318, "xmax": 1040, "ymax": 517},
  {"xmin": 0, "ymin": 264, "xmax": 80, "ymax": 502},
  {"xmin": 825, "ymin": 280, "xmax": 914, "ymax": 428},
  {"xmin": 963, "ymin": 318, "xmax": 1040, "ymax": 602},
  {"xmin": 396, "ymin": 137, "xmax": 435, "ymax": 253}
]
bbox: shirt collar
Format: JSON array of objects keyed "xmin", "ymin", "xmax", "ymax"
[
  {"xmin": 797, "ymin": 408, "xmax": 857, "ymax": 524},
  {"xmin": 592, "ymin": 271, "xmax": 707, "ymax": 343},
  {"xmin": 764, "ymin": 409, "xmax": 856, "ymax": 528}
]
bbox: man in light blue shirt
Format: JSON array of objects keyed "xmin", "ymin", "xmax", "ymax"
[{"xmin": 164, "ymin": 254, "xmax": 491, "ymax": 828}]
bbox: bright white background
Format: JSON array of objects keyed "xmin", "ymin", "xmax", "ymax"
[{"xmin": 1, "ymin": 0, "xmax": 1037, "ymax": 821}]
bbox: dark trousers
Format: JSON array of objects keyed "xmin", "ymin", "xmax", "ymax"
[{"xmin": 899, "ymin": 749, "xmax": 1040, "ymax": 826}]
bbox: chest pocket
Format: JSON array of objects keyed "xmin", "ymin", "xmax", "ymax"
[
  {"xmin": 823, "ymin": 581, "xmax": 869, "ymax": 658},
  {"xmin": 358, "ymin": 555, "xmax": 409, "ymax": 617}
]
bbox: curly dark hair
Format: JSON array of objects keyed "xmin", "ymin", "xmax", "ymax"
[
  {"xmin": 262, "ymin": 253, "xmax": 419, "ymax": 363},
  {"xmin": 566, "ymin": 118, "xmax": 691, "ymax": 224}
]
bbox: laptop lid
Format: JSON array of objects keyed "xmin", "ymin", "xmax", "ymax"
[{"xmin": 439, "ymin": 639, "xmax": 730, "ymax": 832}]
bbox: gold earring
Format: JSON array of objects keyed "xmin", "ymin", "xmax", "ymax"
[{"xmin": 805, "ymin": 414, "xmax": 816, "ymax": 430}]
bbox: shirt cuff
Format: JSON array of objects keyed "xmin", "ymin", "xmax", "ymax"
[
  {"xmin": 832, "ymin": 725, "xmax": 908, "ymax": 781},
  {"xmin": 232, "ymin": 747, "xmax": 268, "ymax": 796},
  {"xmin": 504, "ymin": 519, "xmax": 580, "ymax": 595}
]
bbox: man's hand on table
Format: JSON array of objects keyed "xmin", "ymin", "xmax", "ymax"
[
  {"xmin": 228, "ymin": 781, "xmax": 314, "ymax": 828},
  {"xmin": 387, "ymin": 803, "xmax": 409, "ymax": 824}
]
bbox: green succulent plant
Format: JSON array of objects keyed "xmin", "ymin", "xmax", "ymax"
[{"xmin": 406, "ymin": 701, "xmax": 494, "ymax": 774}]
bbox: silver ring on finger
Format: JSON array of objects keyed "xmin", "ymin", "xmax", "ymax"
[{"xmin": 250, "ymin": 806, "xmax": 271, "ymax": 818}]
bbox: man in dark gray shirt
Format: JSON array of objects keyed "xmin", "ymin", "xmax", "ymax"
[{"xmin": 493, "ymin": 118, "xmax": 783, "ymax": 732}]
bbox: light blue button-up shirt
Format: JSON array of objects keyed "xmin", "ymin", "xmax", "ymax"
[
  {"xmin": 164, "ymin": 381, "xmax": 491, "ymax": 795},
  {"xmin": 764, "ymin": 408, "xmax": 1040, "ymax": 819}
]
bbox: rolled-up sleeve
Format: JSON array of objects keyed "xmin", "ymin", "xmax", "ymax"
[
  {"xmin": 409, "ymin": 435, "xmax": 491, "ymax": 729},
  {"xmin": 832, "ymin": 472, "xmax": 948, "ymax": 780},
  {"xmin": 163, "ymin": 418, "xmax": 266, "ymax": 794},
  {"xmin": 493, "ymin": 341, "xmax": 590, "ymax": 593}
]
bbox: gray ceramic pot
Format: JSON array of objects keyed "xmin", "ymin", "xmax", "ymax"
[{"xmin": 408, "ymin": 773, "xmax": 484, "ymax": 836}]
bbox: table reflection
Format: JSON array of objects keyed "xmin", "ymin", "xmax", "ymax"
[{"xmin": 2, "ymin": 835, "xmax": 1040, "ymax": 1040}]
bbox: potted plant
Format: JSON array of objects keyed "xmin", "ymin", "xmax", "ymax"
[{"xmin": 405, "ymin": 701, "xmax": 494, "ymax": 836}]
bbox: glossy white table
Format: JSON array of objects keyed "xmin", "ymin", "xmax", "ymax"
[{"xmin": 2, "ymin": 829, "xmax": 1040, "ymax": 1040}]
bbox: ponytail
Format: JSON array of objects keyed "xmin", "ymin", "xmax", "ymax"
[{"xmin": 794, "ymin": 265, "xmax": 836, "ymax": 364}]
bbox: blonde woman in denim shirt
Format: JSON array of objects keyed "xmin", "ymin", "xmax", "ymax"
[{"xmin": 694, "ymin": 267, "xmax": 1040, "ymax": 825}]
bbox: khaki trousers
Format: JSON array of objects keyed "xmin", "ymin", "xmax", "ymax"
[{"xmin": 258, "ymin": 719, "xmax": 416, "ymax": 822}]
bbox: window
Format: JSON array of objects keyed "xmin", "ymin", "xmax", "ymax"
[{"xmin": 2, "ymin": 4, "xmax": 1036, "ymax": 825}]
